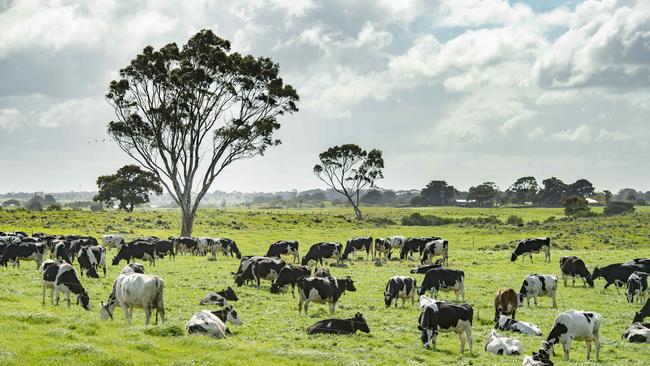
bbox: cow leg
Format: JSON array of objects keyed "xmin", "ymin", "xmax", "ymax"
[
  {"xmin": 329, "ymin": 302, "xmax": 336, "ymax": 314},
  {"xmin": 461, "ymin": 285, "xmax": 465, "ymax": 302},
  {"xmin": 562, "ymin": 340, "xmax": 571, "ymax": 361},
  {"xmin": 585, "ymin": 340, "xmax": 591, "ymax": 360},
  {"xmin": 562, "ymin": 274, "xmax": 567, "ymax": 287},
  {"xmin": 55, "ymin": 286, "xmax": 61, "ymax": 305},
  {"xmin": 458, "ymin": 331, "xmax": 465, "ymax": 353},
  {"xmin": 66, "ymin": 289, "xmax": 71, "ymax": 307},
  {"xmin": 572, "ymin": 276, "xmax": 576, "ymax": 287},
  {"xmin": 121, "ymin": 304, "xmax": 132, "ymax": 325},
  {"xmin": 41, "ymin": 283, "xmax": 46, "ymax": 305},
  {"xmin": 103, "ymin": 264, "xmax": 106, "ymax": 277},
  {"xmin": 594, "ymin": 334, "xmax": 600, "ymax": 361},
  {"xmin": 303, "ymin": 300, "xmax": 310, "ymax": 316},
  {"xmin": 533, "ymin": 293, "xmax": 538, "ymax": 306},
  {"xmin": 466, "ymin": 326, "xmax": 473, "ymax": 353},
  {"xmin": 143, "ymin": 305, "xmax": 151, "ymax": 326}
]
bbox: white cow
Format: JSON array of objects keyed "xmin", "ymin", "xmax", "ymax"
[
  {"xmin": 101, "ymin": 235, "xmax": 125, "ymax": 250},
  {"xmin": 186, "ymin": 310, "xmax": 229, "ymax": 338},
  {"xmin": 485, "ymin": 329, "xmax": 521, "ymax": 355},
  {"xmin": 543, "ymin": 310, "xmax": 601, "ymax": 361},
  {"xmin": 518, "ymin": 274, "xmax": 557, "ymax": 308},
  {"xmin": 99, "ymin": 272, "xmax": 165, "ymax": 325},
  {"xmin": 197, "ymin": 237, "xmax": 212, "ymax": 256},
  {"xmin": 496, "ymin": 315, "xmax": 542, "ymax": 336},
  {"xmin": 387, "ymin": 235, "xmax": 406, "ymax": 249}
]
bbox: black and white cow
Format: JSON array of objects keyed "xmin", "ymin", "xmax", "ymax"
[
  {"xmin": 420, "ymin": 239, "xmax": 449, "ymax": 265},
  {"xmin": 622, "ymin": 322, "xmax": 650, "ymax": 343},
  {"xmin": 301, "ymin": 242, "xmax": 343, "ymax": 266},
  {"xmin": 41, "ymin": 260, "xmax": 91, "ymax": 310},
  {"xmin": 53, "ymin": 241, "xmax": 72, "ymax": 264},
  {"xmin": 518, "ymin": 274, "xmax": 558, "ymax": 308},
  {"xmin": 186, "ymin": 310, "xmax": 230, "ymax": 338},
  {"xmin": 77, "ymin": 245, "xmax": 106, "ymax": 278},
  {"xmin": 384, "ymin": 276, "xmax": 417, "ymax": 307},
  {"xmin": 297, "ymin": 276, "xmax": 356, "ymax": 316},
  {"xmin": 511, "ymin": 238, "xmax": 551, "ymax": 263},
  {"xmin": 174, "ymin": 237, "xmax": 198, "ymax": 255},
  {"xmin": 211, "ymin": 238, "xmax": 241, "ymax": 259},
  {"xmin": 314, "ymin": 267, "xmax": 331, "ymax": 278},
  {"xmin": 559, "ymin": 256, "xmax": 593, "ymax": 287},
  {"xmin": 265, "ymin": 240, "xmax": 300, "ymax": 263},
  {"xmin": 270, "ymin": 265, "xmax": 311, "ymax": 297},
  {"xmin": 522, "ymin": 348, "xmax": 554, "ymax": 366},
  {"xmin": 591, "ymin": 262, "xmax": 638, "ymax": 293},
  {"xmin": 417, "ymin": 267, "xmax": 465, "ymax": 302},
  {"xmin": 418, "ymin": 301, "xmax": 473, "ymax": 352},
  {"xmin": 307, "ymin": 313, "xmax": 370, "ymax": 335},
  {"xmin": 373, "ymin": 238, "xmax": 392, "ymax": 260},
  {"xmin": 341, "ymin": 236, "xmax": 372, "ymax": 261},
  {"xmin": 624, "ymin": 258, "xmax": 650, "ymax": 273},
  {"xmin": 0, "ymin": 242, "xmax": 45, "ymax": 269},
  {"xmin": 485, "ymin": 329, "xmax": 522, "ymax": 355},
  {"xmin": 233, "ymin": 257, "xmax": 285, "ymax": 288},
  {"xmin": 410, "ymin": 263, "xmax": 443, "ymax": 274},
  {"xmin": 542, "ymin": 310, "xmax": 601, "ymax": 361},
  {"xmin": 155, "ymin": 240, "xmax": 175, "ymax": 260},
  {"xmin": 112, "ymin": 241, "xmax": 157, "ymax": 266},
  {"xmin": 210, "ymin": 305, "xmax": 243, "ymax": 327},
  {"xmin": 495, "ymin": 315, "xmax": 542, "ymax": 336},
  {"xmin": 634, "ymin": 298, "xmax": 650, "ymax": 323},
  {"xmin": 101, "ymin": 235, "xmax": 125, "ymax": 250},
  {"xmin": 200, "ymin": 287, "xmax": 239, "ymax": 306},
  {"xmin": 122, "ymin": 262, "xmax": 145, "ymax": 274},
  {"xmin": 99, "ymin": 272, "xmax": 165, "ymax": 325},
  {"xmin": 627, "ymin": 271, "xmax": 648, "ymax": 304},
  {"xmin": 400, "ymin": 237, "xmax": 439, "ymax": 260}
]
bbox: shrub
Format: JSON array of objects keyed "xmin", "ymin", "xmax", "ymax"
[
  {"xmin": 46, "ymin": 203, "xmax": 62, "ymax": 211},
  {"xmin": 90, "ymin": 203, "xmax": 104, "ymax": 212},
  {"xmin": 564, "ymin": 195, "xmax": 590, "ymax": 216},
  {"xmin": 506, "ymin": 215, "xmax": 524, "ymax": 226},
  {"xmin": 401, "ymin": 213, "xmax": 455, "ymax": 226},
  {"xmin": 544, "ymin": 216, "xmax": 555, "ymax": 223},
  {"xmin": 603, "ymin": 201, "xmax": 635, "ymax": 216},
  {"xmin": 26, "ymin": 200, "xmax": 43, "ymax": 211}
]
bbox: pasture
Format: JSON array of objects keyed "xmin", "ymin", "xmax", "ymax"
[{"xmin": 1, "ymin": 206, "xmax": 649, "ymax": 365}]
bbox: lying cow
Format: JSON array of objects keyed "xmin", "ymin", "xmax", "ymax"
[
  {"xmin": 99, "ymin": 272, "xmax": 165, "ymax": 325},
  {"xmin": 420, "ymin": 239, "xmax": 448, "ymax": 265},
  {"xmin": 270, "ymin": 265, "xmax": 311, "ymax": 297},
  {"xmin": 0, "ymin": 242, "xmax": 45, "ymax": 269},
  {"xmin": 495, "ymin": 315, "xmax": 542, "ymax": 336},
  {"xmin": 511, "ymin": 237, "xmax": 551, "ymax": 263},
  {"xmin": 266, "ymin": 240, "xmax": 300, "ymax": 263},
  {"xmin": 307, "ymin": 313, "xmax": 370, "ymax": 335},
  {"xmin": 485, "ymin": 329, "xmax": 521, "ymax": 355},
  {"xmin": 301, "ymin": 242, "xmax": 342, "ymax": 266},
  {"xmin": 622, "ymin": 322, "xmax": 650, "ymax": 343},
  {"xmin": 41, "ymin": 260, "xmax": 91, "ymax": 310},
  {"xmin": 494, "ymin": 288, "xmax": 518, "ymax": 321},
  {"xmin": 522, "ymin": 348, "xmax": 554, "ymax": 366},
  {"xmin": 634, "ymin": 297, "xmax": 650, "ymax": 323},
  {"xmin": 297, "ymin": 276, "xmax": 356, "ymax": 316},
  {"xmin": 112, "ymin": 241, "xmax": 157, "ymax": 267},
  {"xmin": 592, "ymin": 262, "xmax": 638, "ymax": 293},
  {"xmin": 542, "ymin": 310, "xmax": 601, "ymax": 361},
  {"xmin": 418, "ymin": 301, "xmax": 473, "ymax": 353},
  {"xmin": 559, "ymin": 256, "xmax": 593, "ymax": 287},
  {"xmin": 341, "ymin": 236, "xmax": 372, "ymax": 261},
  {"xmin": 627, "ymin": 271, "xmax": 648, "ymax": 304},
  {"xmin": 77, "ymin": 245, "xmax": 106, "ymax": 278},
  {"xmin": 211, "ymin": 305, "xmax": 243, "ymax": 327},
  {"xmin": 417, "ymin": 267, "xmax": 465, "ymax": 302},
  {"xmin": 384, "ymin": 276, "xmax": 417, "ymax": 307},
  {"xmin": 200, "ymin": 287, "xmax": 239, "ymax": 306},
  {"xmin": 519, "ymin": 274, "xmax": 557, "ymax": 308},
  {"xmin": 186, "ymin": 310, "xmax": 230, "ymax": 338}
]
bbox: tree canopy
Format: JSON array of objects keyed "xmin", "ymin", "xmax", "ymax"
[
  {"xmin": 505, "ymin": 176, "xmax": 539, "ymax": 204},
  {"xmin": 467, "ymin": 182, "xmax": 500, "ymax": 207},
  {"xmin": 412, "ymin": 180, "xmax": 457, "ymax": 206},
  {"xmin": 93, "ymin": 165, "xmax": 163, "ymax": 212}
]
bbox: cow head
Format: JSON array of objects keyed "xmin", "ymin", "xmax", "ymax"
[
  {"xmin": 510, "ymin": 253, "xmax": 518, "ymax": 262},
  {"xmin": 214, "ymin": 305, "xmax": 243, "ymax": 326},
  {"xmin": 200, "ymin": 293, "xmax": 226, "ymax": 306},
  {"xmin": 270, "ymin": 282, "xmax": 281, "ymax": 294},
  {"xmin": 344, "ymin": 276, "xmax": 356, "ymax": 292},
  {"xmin": 633, "ymin": 312, "xmax": 645, "ymax": 323},
  {"xmin": 86, "ymin": 267, "xmax": 100, "ymax": 279},
  {"xmin": 586, "ymin": 275, "xmax": 594, "ymax": 287},
  {"xmin": 77, "ymin": 292, "xmax": 91, "ymax": 310},
  {"xmin": 353, "ymin": 313, "xmax": 370, "ymax": 333},
  {"xmin": 300, "ymin": 257, "xmax": 310, "ymax": 266},
  {"xmin": 591, "ymin": 267, "xmax": 601, "ymax": 280},
  {"xmin": 233, "ymin": 273, "xmax": 245, "ymax": 287},
  {"xmin": 221, "ymin": 286, "xmax": 238, "ymax": 301},
  {"xmin": 99, "ymin": 300, "xmax": 114, "ymax": 320},
  {"xmin": 384, "ymin": 291, "xmax": 393, "ymax": 307},
  {"xmin": 417, "ymin": 322, "xmax": 437, "ymax": 349}
]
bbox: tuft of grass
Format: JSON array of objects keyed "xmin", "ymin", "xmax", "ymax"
[
  {"xmin": 9, "ymin": 312, "xmax": 57, "ymax": 324},
  {"xmin": 143, "ymin": 324, "xmax": 184, "ymax": 337},
  {"xmin": 59, "ymin": 343, "xmax": 101, "ymax": 355}
]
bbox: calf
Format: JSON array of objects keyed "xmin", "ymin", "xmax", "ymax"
[
  {"xmin": 233, "ymin": 257, "xmax": 285, "ymax": 288},
  {"xmin": 186, "ymin": 310, "xmax": 230, "ymax": 338},
  {"xmin": 634, "ymin": 297, "xmax": 650, "ymax": 323},
  {"xmin": 307, "ymin": 313, "xmax": 370, "ymax": 335},
  {"xmin": 627, "ymin": 271, "xmax": 648, "ymax": 304},
  {"xmin": 518, "ymin": 274, "xmax": 558, "ymax": 308},
  {"xmin": 400, "ymin": 237, "xmax": 439, "ymax": 260},
  {"xmin": 494, "ymin": 288, "xmax": 518, "ymax": 321},
  {"xmin": 373, "ymin": 238, "xmax": 392, "ymax": 260},
  {"xmin": 266, "ymin": 240, "xmax": 300, "ymax": 263},
  {"xmin": 417, "ymin": 267, "xmax": 465, "ymax": 302},
  {"xmin": 155, "ymin": 240, "xmax": 175, "ymax": 260},
  {"xmin": 591, "ymin": 262, "xmax": 637, "ymax": 293},
  {"xmin": 297, "ymin": 276, "xmax": 356, "ymax": 316},
  {"xmin": 511, "ymin": 237, "xmax": 551, "ymax": 263},
  {"xmin": 77, "ymin": 245, "xmax": 106, "ymax": 278},
  {"xmin": 112, "ymin": 241, "xmax": 156, "ymax": 267},
  {"xmin": 522, "ymin": 348, "xmax": 554, "ymax": 366},
  {"xmin": 41, "ymin": 261, "xmax": 91, "ymax": 310},
  {"xmin": 53, "ymin": 241, "xmax": 71, "ymax": 264},
  {"xmin": 0, "ymin": 242, "xmax": 45, "ymax": 269},
  {"xmin": 200, "ymin": 287, "xmax": 239, "ymax": 306},
  {"xmin": 485, "ymin": 329, "xmax": 521, "ymax": 355},
  {"xmin": 559, "ymin": 256, "xmax": 593, "ymax": 287},
  {"xmin": 341, "ymin": 236, "xmax": 372, "ymax": 261},
  {"xmin": 622, "ymin": 322, "xmax": 650, "ymax": 343},
  {"xmin": 495, "ymin": 315, "xmax": 542, "ymax": 336},
  {"xmin": 384, "ymin": 276, "xmax": 417, "ymax": 307},
  {"xmin": 99, "ymin": 272, "xmax": 165, "ymax": 325},
  {"xmin": 270, "ymin": 265, "xmax": 311, "ymax": 297},
  {"xmin": 418, "ymin": 301, "xmax": 473, "ymax": 353},
  {"xmin": 314, "ymin": 267, "xmax": 330, "ymax": 277},
  {"xmin": 420, "ymin": 239, "xmax": 449, "ymax": 265},
  {"xmin": 410, "ymin": 263, "xmax": 443, "ymax": 274},
  {"xmin": 301, "ymin": 242, "xmax": 342, "ymax": 266},
  {"xmin": 101, "ymin": 235, "xmax": 125, "ymax": 250},
  {"xmin": 542, "ymin": 310, "xmax": 601, "ymax": 361}
]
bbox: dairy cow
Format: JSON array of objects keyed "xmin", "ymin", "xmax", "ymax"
[
  {"xmin": 420, "ymin": 239, "xmax": 449, "ymax": 265},
  {"xmin": 186, "ymin": 310, "xmax": 230, "ymax": 338},
  {"xmin": 373, "ymin": 238, "xmax": 392, "ymax": 260},
  {"xmin": 634, "ymin": 298, "xmax": 650, "ymax": 323},
  {"xmin": 297, "ymin": 276, "xmax": 356, "ymax": 316},
  {"xmin": 266, "ymin": 240, "xmax": 300, "ymax": 263},
  {"xmin": 77, "ymin": 245, "xmax": 106, "ymax": 278},
  {"xmin": 591, "ymin": 263, "xmax": 637, "ymax": 293},
  {"xmin": 511, "ymin": 238, "xmax": 551, "ymax": 263},
  {"xmin": 99, "ymin": 272, "xmax": 165, "ymax": 325},
  {"xmin": 270, "ymin": 265, "xmax": 311, "ymax": 297},
  {"xmin": 342, "ymin": 237, "xmax": 372, "ymax": 261},
  {"xmin": 627, "ymin": 271, "xmax": 648, "ymax": 304},
  {"xmin": 485, "ymin": 329, "xmax": 521, "ymax": 355},
  {"xmin": 559, "ymin": 256, "xmax": 593, "ymax": 287},
  {"xmin": 307, "ymin": 313, "xmax": 370, "ymax": 335},
  {"xmin": 199, "ymin": 287, "xmax": 239, "ymax": 306},
  {"xmin": 41, "ymin": 260, "xmax": 91, "ymax": 310},
  {"xmin": 301, "ymin": 242, "xmax": 342, "ymax": 266},
  {"xmin": 518, "ymin": 274, "xmax": 557, "ymax": 308},
  {"xmin": 522, "ymin": 348, "xmax": 554, "ymax": 366},
  {"xmin": 384, "ymin": 275, "xmax": 417, "ymax": 307},
  {"xmin": 400, "ymin": 237, "xmax": 439, "ymax": 260},
  {"xmin": 494, "ymin": 288, "xmax": 518, "ymax": 321},
  {"xmin": 542, "ymin": 310, "xmax": 601, "ymax": 361},
  {"xmin": 417, "ymin": 268, "xmax": 465, "ymax": 302},
  {"xmin": 622, "ymin": 322, "xmax": 650, "ymax": 343},
  {"xmin": 53, "ymin": 241, "xmax": 72, "ymax": 264},
  {"xmin": 112, "ymin": 242, "xmax": 157, "ymax": 267},
  {"xmin": 0, "ymin": 242, "xmax": 45, "ymax": 269},
  {"xmin": 410, "ymin": 263, "xmax": 443, "ymax": 274},
  {"xmin": 418, "ymin": 301, "xmax": 473, "ymax": 353},
  {"xmin": 495, "ymin": 315, "xmax": 542, "ymax": 336},
  {"xmin": 101, "ymin": 235, "xmax": 125, "ymax": 250},
  {"xmin": 233, "ymin": 257, "xmax": 285, "ymax": 288}
]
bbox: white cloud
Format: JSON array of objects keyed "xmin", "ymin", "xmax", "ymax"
[
  {"xmin": 0, "ymin": 108, "xmax": 24, "ymax": 131},
  {"xmin": 37, "ymin": 98, "xmax": 107, "ymax": 128},
  {"xmin": 550, "ymin": 124, "xmax": 593, "ymax": 142},
  {"xmin": 435, "ymin": 0, "xmax": 535, "ymax": 28}
]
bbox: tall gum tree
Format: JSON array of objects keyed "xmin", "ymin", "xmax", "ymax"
[{"xmin": 106, "ymin": 30, "xmax": 299, "ymax": 236}]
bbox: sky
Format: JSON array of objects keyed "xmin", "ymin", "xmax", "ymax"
[{"xmin": 0, "ymin": 0, "xmax": 648, "ymax": 194}]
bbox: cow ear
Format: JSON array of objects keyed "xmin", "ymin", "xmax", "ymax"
[{"xmin": 417, "ymin": 325, "xmax": 423, "ymax": 331}]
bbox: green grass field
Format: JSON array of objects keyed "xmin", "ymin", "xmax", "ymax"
[{"xmin": 1, "ymin": 206, "xmax": 649, "ymax": 365}]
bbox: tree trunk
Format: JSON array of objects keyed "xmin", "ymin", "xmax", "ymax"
[
  {"xmin": 180, "ymin": 207, "xmax": 195, "ymax": 237},
  {"xmin": 353, "ymin": 204, "xmax": 363, "ymax": 220}
]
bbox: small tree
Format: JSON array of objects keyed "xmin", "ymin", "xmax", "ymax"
[
  {"xmin": 505, "ymin": 176, "xmax": 539, "ymax": 204},
  {"xmin": 93, "ymin": 165, "xmax": 164, "ymax": 212},
  {"xmin": 564, "ymin": 195, "xmax": 590, "ymax": 216},
  {"xmin": 413, "ymin": 180, "xmax": 457, "ymax": 206},
  {"xmin": 44, "ymin": 194, "xmax": 57, "ymax": 204},
  {"xmin": 313, "ymin": 144, "xmax": 384, "ymax": 220},
  {"xmin": 26, "ymin": 198, "xmax": 43, "ymax": 211},
  {"xmin": 603, "ymin": 201, "xmax": 635, "ymax": 216},
  {"xmin": 467, "ymin": 182, "xmax": 500, "ymax": 207}
]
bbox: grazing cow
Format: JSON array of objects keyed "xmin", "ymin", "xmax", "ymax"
[
  {"xmin": 297, "ymin": 276, "xmax": 356, "ymax": 316},
  {"xmin": 485, "ymin": 329, "xmax": 522, "ymax": 355},
  {"xmin": 101, "ymin": 235, "xmax": 125, "ymax": 250},
  {"xmin": 627, "ymin": 271, "xmax": 648, "ymax": 304},
  {"xmin": 543, "ymin": 310, "xmax": 601, "ymax": 361},
  {"xmin": 41, "ymin": 261, "xmax": 91, "ymax": 310},
  {"xmin": 99, "ymin": 272, "xmax": 165, "ymax": 325},
  {"xmin": 270, "ymin": 265, "xmax": 311, "ymax": 297},
  {"xmin": 522, "ymin": 348, "xmax": 554, "ymax": 366},
  {"xmin": 266, "ymin": 240, "xmax": 300, "ymax": 263},
  {"xmin": 410, "ymin": 263, "xmax": 443, "ymax": 274},
  {"xmin": 174, "ymin": 237, "xmax": 198, "ymax": 255},
  {"xmin": 200, "ymin": 287, "xmax": 239, "ymax": 306},
  {"xmin": 511, "ymin": 238, "xmax": 551, "ymax": 263},
  {"xmin": 154, "ymin": 240, "xmax": 175, "ymax": 260},
  {"xmin": 186, "ymin": 310, "xmax": 230, "ymax": 338},
  {"xmin": 418, "ymin": 294, "xmax": 437, "ymax": 310},
  {"xmin": 314, "ymin": 267, "xmax": 330, "ymax": 278},
  {"xmin": 210, "ymin": 305, "xmax": 243, "ymax": 327},
  {"xmin": 77, "ymin": 245, "xmax": 106, "ymax": 278},
  {"xmin": 213, "ymin": 238, "xmax": 241, "ymax": 259},
  {"xmin": 387, "ymin": 235, "xmax": 406, "ymax": 250},
  {"xmin": 384, "ymin": 276, "xmax": 417, "ymax": 307},
  {"xmin": 373, "ymin": 238, "xmax": 392, "ymax": 260},
  {"xmin": 518, "ymin": 274, "xmax": 558, "ymax": 308},
  {"xmin": 400, "ymin": 237, "xmax": 439, "ymax": 260},
  {"xmin": 591, "ymin": 263, "xmax": 638, "ymax": 293},
  {"xmin": 418, "ymin": 301, "xmax": 473, "ymax": 352},
  {"xmin": 420, "ymin": 239, "xmax": 449, "ymax": 265},
  {"xmin": 622, "ymin": 322, "xmax": 650, "ymax": 343},
  {"xmin": 53, "ymin": 241, "xmax": 72, "ymax": 264},
  {"xmin": 559, "ymin": 256, "xmax": 593, "ymax": 287},
  {"xmin": 0, "ymin": 243, "xmax": 45, "ymax": 269},
  {"xmin": 196, "ymin": 237, "xmax": 211, "ymax": 256},
  {"xmin": 112, "ymin": 242, "xmax": 156, "ymax": 267},
  {"xmin": 634, "ymin": 298, "xmax": 650, "ymax": 323},
  {"xmin": 233, "ymin": 257, "xmax": 285, "ymax": 288},
  {"xmin": 307, "ymin": 313, "xmax": 370, "ymax": 335},
  {"xmin": 341, "ymin": 237, "xmax": 372, "ymax": 261},
  {"xmin": 417, "ymin": 268, "xmax": 465, "ymax": 302},
  {"xmin": 494, "ymin": 288, "xmax": 518, "ymax": 322},
  {"xmin": 496, "ymin": 315, "xmax": 542, "ymax": 336},
  {"xmin": 301, "ymin": 242, "xmax": 342, "ymax": 266},
  {"xmin": 121, "ymin": 263, "xmax": 145, "ymax": 274},
  {"xmin": 624, "ymin": 258, "xmax": 650, "ymax": 273}
]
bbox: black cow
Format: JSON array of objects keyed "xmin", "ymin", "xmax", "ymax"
[
  {"xmin": 112, "ymin": 242, "xmax": 157, "ymax": 266},
  {"xmin": 53, "ymin": 241, "xmax": 71, "ymax": 264},
  {"xmin": 417, "ymin": 268, "xmax": 465, "ymax": 302},
  {"xmin": 624, "ymin": 258, "xmax": 650, "ymax": 273},
  {"xmin": 233, "ymin": 257, "xmax": 285, "ymax": 288},
  {"xmin": 301, "ymin": 242, "xmax": 342, "ymax": 266},
  {"xmin": 77, "ymin": 245, "xmax": 106, "ymax": 278},
  {"xmin": 559, "ymin": 256, "xmax": 593, "ymax": 287},
  {"xmin": 410, "ymin": 263, "xmax": 443, "ymax": 274},
  {"xmin": 270, "ymin": 265, "xmax": 311, "ymax": 297},
  {"xmin": 400, "ymin": 237, "xmax": 439, "ymax": 260},
  {"xmin": 314, "ymin": 267, "xmax": 331, "ymax": 277},
  {"xmin": 307, "ymin": 313, "xmax": 370, "ymax": 335},
  {"xmin": 155, "ymin": 240, "xmax": 175, "ymax": 260},
  {"xmin": 511, "ymin": 237, "xmax": 551, "ymax": 263},
  {"xmin": 591, "ymin": 263, "xmax": 638, "ymax": 293},
  {"xmin": 297, "ymin": 276, "xmax": 356, "ymax": 316},
  {"xmin": 341, "ymin": 237, "xmax": 372, "ymax": 261},
  {"xmin": 265, "ymin": 240, "xmax": 299, "ymax": 263},
  {"xmin": 418, "ymin": 301, "xmax": 473, "ymax": 352},
  {"xmin": 384, "ymin": 276, "xmax": 417, "ymax": 307},
  {"xmin": 41, "ymin": 261, "xmax": 90, "ymax": 310},
  {"xmin": 634, "ymin": 298, "xmax": 650, "ymax": 323},
  {"xmin": 0, "ymin": 243, "xmax": 45, "ymax": 269}
]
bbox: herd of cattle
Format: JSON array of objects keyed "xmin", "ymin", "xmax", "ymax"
[{"xmin": 1, "ymin": 231, "xmax": 649, "ymax": 364}]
